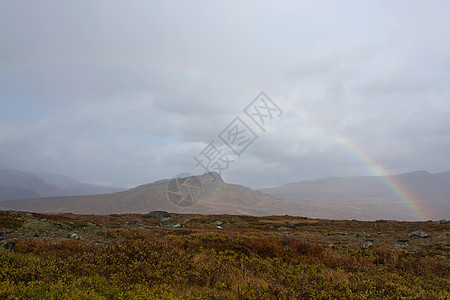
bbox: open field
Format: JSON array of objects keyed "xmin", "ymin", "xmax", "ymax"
[{"xmin": 1, "ymin": 210, "xmax": 449, "ymax": 299}]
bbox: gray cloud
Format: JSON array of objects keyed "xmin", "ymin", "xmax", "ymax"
[{"xmin": 1, "ymin": 1, "xmax": 449, "ymax": 188}]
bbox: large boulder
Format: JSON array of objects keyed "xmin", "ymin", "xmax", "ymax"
[
  {"xmin": 407, "ymin": 231, "xmax": 428, "ymax": 238},
  {"xmin": 145, "ymin": 211, "xmax": 170, "ymax": 219}
]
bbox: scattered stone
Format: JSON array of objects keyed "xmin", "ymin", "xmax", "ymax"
[
  {"xmin": 356, "ymin": 231, "xmax": 366, "ymax": 238},
  {"xmin": 361, "ymin": 240, "xmax": 374, "ymax": 249},
  {"xmin": 70, "ymin": 233, "xmax": 81, "ymax": 240},
  {"xmin": 408, "ymin": 231, "xmax": 428, "ymax": 238},
  {"xmin": 339, "ymin": 232, "xmax": 348, "ymax": 236},
  {"xmin": 3, "ymin": 241, "xmax": 15, "ymax": 251},
  {"xmin": 216, "ymin": 225, "xmax": 223, "ymax": 229},
  {"xmin": 159, "ymin": 217, "xmax": 172, "ymax": 222},
  {"xmin": 0, "ymin": 232, "xmax": 7, "ymax": 240},
  {"xmin": 395, "ymin": 242, "xmax": 407, "ymax": 248},
  {"xmin": 134, "ymin": 219, "xmax": 144, "ymax": 223},
  {"xmin": 434, "ymin": 220, "xmax": 447, "ymax": 225},
  {"xmin": 282, "ymin": 231, "xmax": 298, "ymax": 236},
  {"xmin": 278, "ymin": 227, "xmax": 288, "ymax": 231},
  {"xmin": 214, "ymin": 220, "xmax": 224, "ymax": 226}
]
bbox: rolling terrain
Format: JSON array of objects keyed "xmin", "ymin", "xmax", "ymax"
[
  {"xmin": 0, "ymin": 210, "xmax": 448, "ymax": 298},
  {"xmin": 1, "ymin": 170, "xmax": 449, "ymax": 221},
  {"xmin": 0, "ymin": 169, "xmax": 124, "ymax": 200},
  {"xmin": 262, "ymin": 170, "xmax": 450, "ymax": 220},
  {"xmin": 0, "ymin": 172, "xmax": 286, "ymax": 216}
]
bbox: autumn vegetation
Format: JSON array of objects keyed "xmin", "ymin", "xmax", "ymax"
[{"xmin": 0, "ymin": 210, "xmax": 448, "ymax": 299}]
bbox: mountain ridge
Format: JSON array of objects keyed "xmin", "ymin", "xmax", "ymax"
[{"xmin": 0, "ymin": 169, "xmax": 125, "ymax": 200}]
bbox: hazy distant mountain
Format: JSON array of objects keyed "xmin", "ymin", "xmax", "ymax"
[
  {"xmin": 0, "ymin": 185, "xmax": 40, "ymax": 201},
  {"xmin": 36, "ymin": 172, "xmax": 125, "ymax": 196},
  {"xmin": 261, "ymin": 170, "xmax": 450, "ymax": 220},
  {"xmin": 0, "ymin": 172, "xmax": 286, "ymax": 215},
  {"xmin": 1, "ymin": 170, "xmax": 448, "ymax": 220},
  {"xmin": 0, "ymin": 169, "xmax": 124, "ymax": 200}
]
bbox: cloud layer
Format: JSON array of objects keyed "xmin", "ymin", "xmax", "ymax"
[{"xmin": 1, "ymin": 1, "xmax": 449, "ymax": 188}]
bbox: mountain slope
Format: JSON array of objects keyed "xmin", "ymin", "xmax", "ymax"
[
  {"xmin": 0, "ymin": 169, "xmax": 124, "ymax": 200},
  {"xmin": 36, "ymin": 172, "xmax": 124, "ymax": 196},
  {"xmin": 0, "ymin": 172, "xmax": 287, "ymax": 216},
  {"xmin": 261, "ymin": 170, "xmax": 450, "ymax": 220}
]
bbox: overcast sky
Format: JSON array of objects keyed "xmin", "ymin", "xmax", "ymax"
[{"xmin": 1, "ymin": 1, "xmax": 449, "ymax": 188}]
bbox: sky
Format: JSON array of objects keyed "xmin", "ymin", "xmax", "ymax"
[{"xmin": 0, "ymin": 1, "xmax": 449, "ymax": 189}]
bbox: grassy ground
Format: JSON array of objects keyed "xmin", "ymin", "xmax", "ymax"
[{"xmin": 0, "ymin": 210, "xmax": 449, "ymax": 299}]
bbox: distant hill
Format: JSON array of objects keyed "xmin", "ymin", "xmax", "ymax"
[
  {"xmin": 0, "ymin": 172, "xmax": 287, "ymax": 216},
  {"xmin": 1, "ymin": 170, "xmax": 448, "ymax": 220},
  {"xmin": 261, "ymin": 170, "xmax": 450, "ymax": 220},
  {"xmin": 0, "ymin": 169, "xmax": 124, "ymax": 200},
  {"xmin": 0, "ymin": 185, "xmax": 40, "ymax": 201}
]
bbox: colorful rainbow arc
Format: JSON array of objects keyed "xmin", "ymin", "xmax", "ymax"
[{"xmin": 287, "ymin": 108, "xmax": 427, "ymax": 221}]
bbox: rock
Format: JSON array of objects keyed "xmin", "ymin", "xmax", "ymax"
[
  {"xmin": 214, "ymin": 220, "xmax": 224, "ymax": 226},
  {"xmin": 70, "ymin": 233, "xmax": 81, "ymax": 240},
  {"xmin": 408, "ymin": 231, "xmax": 428, "ymax": 238},
  {"xmin": 145, "ymin": 211, "xmax": 170, "ymax": 218},
  {"xmin": 394, "ymin": 243, "xmax": 407, "ymax": 248},
  {"xmin": 356, "ymin": 231, "xmax": 365, "ymax": 238},
  {"xmin": 159, "ymin": 217, "xmax": 172, "ymax": 222},
  {"xmin": 3, "ymin": 241, "xmax": 15, "ymax": 251},
  {"xmin": 216, "ymin": 225, "xmax": 223, "ymax": 229},
  {"xmin": 361, "ymin": 240, "xmax": 374, "ymax": 249},
  {"xmin": 434, "ymin": 220, "xmax": 447, "ymax": 225},
  {"xmin": 0, "ymin": 232, "xmax": 7, "ymax": 240},
  {"xmin": 339, "ymin": 232, "xmax": 348, "ymax": 236}
]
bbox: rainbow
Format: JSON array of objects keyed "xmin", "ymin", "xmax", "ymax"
[
  {"xmin": 13, "ymin": 55, "xmax": 426, "ymax": 220},
  {"xmin": 286, "ymin": 107, "xmax": 427, "ymax": 221}
]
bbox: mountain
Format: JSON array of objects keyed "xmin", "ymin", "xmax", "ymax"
[
  {"xmin": 261, "ymin": 170, "xmax": 450, "ymax": 220},
  {"xmin": 0, "ymin": 172, "xmax": 287, "ymax": 216},
  {"xmin": 1, "ymin": 170, "xmax": 448, "ymax": 220},
  {"xmin": 0, "ymin": 185, "xmax": 40, "ymax": 201},
  {"xmin": 36, "ymin": 172, "xmax": 124, "ymax": 196},
  {"xmin": 0, "ymin": 169, "xmax": 124, "ymax": 200}
]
